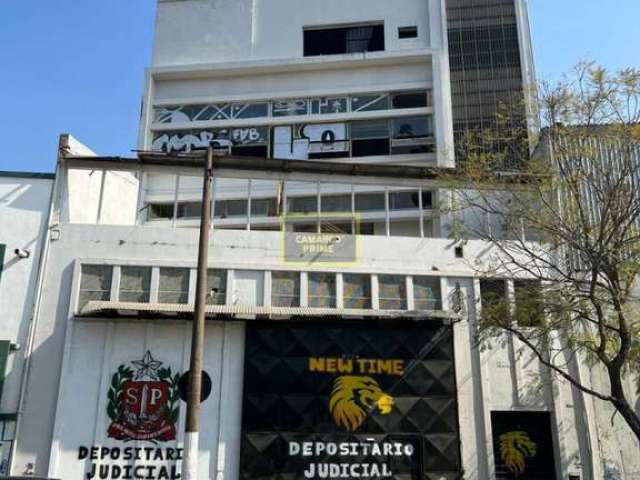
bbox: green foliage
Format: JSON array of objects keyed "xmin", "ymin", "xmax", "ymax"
[
  {"xmin": 448, "ymin": 61, "xmax": 640, "ymax": 440},
  {"xmin": 157, "ymin": 367, "xmax": 181, "ymax": 425},
  {"xmin": 106, "ymin": 365, "xmax": 133, "ymax": 422}
]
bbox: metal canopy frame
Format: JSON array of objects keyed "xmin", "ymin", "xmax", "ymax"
[{"xmin": 77, "ymin": 300, "xmax": 460, "ymax": 323}]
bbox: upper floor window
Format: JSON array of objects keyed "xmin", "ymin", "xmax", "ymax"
[
  {"xmin": 79, "ymin": 265, "xmax": 112, "ymax": 309},
  {"xmin": 304, "ymin": 24, "xmax": 384, "ymax": 56},
  {"xmin": 479, "ymin": 278, "xmax": 508, "ymax": 321},
  {"xmin": 398, "ymin": 26, "xmax": 418, "ymax": 39},
  {"xmin": 272, "ymin": 271, "xmax": 300, "ymax": 307},
  {"xmin": 343, "ymin": 274, "xmax": 371, "ymax": 309},
  {"xmin": 159, "ymin": 268, "xmax": 190, "ymax": 304},
  {"xmin": 119, "ymin": 266, "xmax": 152, "ymax": 303},
  {"xmin": 378, "ymin": 274, "xmax": 406, "ymax": 310},
  {"xmin": 207, "ymin": 269, "xmax": 227, "ymax": 305},
  {"xmin": 514, "ymin": 279, "xmax": 544, "ymax": 327},
  {"xmin": 413, "ymin": 276, "xmax": 441, "ymax": 310},
  {"xmin": 308, "ymin": 272, "xmax": 336, "ymax": 308}
]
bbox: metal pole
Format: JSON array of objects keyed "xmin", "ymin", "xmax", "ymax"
[{"xmin": 183, "ymin": 145, "xmax": 213, "ymax": 480}]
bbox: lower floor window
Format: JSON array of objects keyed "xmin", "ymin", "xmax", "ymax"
[
  {"xmin": 343, "ymin": 274, "xmax": 371, "ymax": 309},
  {"xmin": 271, "ymin": 272, "xmax": 300, "ymax": 307},
  {"xmin": 378, "ymin": 274, "xmax": 407, "ymax": 310},
  {"xmin": 308, "ymin": 272, "xmax": 336, "ymax": 308}
]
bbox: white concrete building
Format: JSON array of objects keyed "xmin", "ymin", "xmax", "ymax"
[
  {"xmin": 0, "ymin": 171, "xmax": 54, "ymax": 476},
  {"xmin": 5, "ymin": 1, "xmax": 639, "ymax": 479}
]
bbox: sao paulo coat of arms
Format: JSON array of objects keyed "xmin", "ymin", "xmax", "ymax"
[{"xmin": 107, "ymin": 351, "xmax": 180, "ymax": 442}]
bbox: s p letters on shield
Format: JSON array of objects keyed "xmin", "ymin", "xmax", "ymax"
[{"xmin": 106, "ymin": 351, "xmax": 181, "ymax": 442}]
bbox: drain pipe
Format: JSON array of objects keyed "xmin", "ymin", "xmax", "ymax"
[{"xmin": 9, "ymin": 137, "xmax": 67, "ymax": 476}]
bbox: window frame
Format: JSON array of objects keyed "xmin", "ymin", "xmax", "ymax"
[
  {"xmin": 119, "ymin": 266, "xmax": 152, "ymax": 303},
  {"xmin": 307, "ymin": 272, "xmax": 337, "ymax": 308},
  {"xmin": 78, "ymin": 264, "xmax": 113, "ymax": 310},
  {"xmin": 271, "ymin": 271, "xmax": 301, "ymax": 307},
  {"xmin": 158, "ymin": 267, "xmax": 190, "ymax": 304},
  {"xmin": 303, "ymin": 22, "xmax": 385, "ymax": 57},
  {"xmin": 378, "ymin": 274, "xmax": 407, "ymax": 310}
]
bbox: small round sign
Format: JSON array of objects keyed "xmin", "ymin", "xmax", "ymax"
[{"xmin": 178, "ymin": 370, "xmax": 212, "ymax": 403}]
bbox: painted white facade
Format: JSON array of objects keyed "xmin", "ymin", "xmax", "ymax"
[
  {"xmin": 4, "ymin": 1, "xmax": 640, "ymax": 479},
  {"xmin": 9, "ymin": 169, "xmax": 612, "ymax": 479},
  {"xmin": 139, "ymin": 0, "xmax": 454, "ymax": 235},
  {"xmin": 0, "ymin": 171, "xmax": 53, "ymax": 477}
]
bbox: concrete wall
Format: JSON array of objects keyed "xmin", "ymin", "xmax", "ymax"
[
  {"xmin": 49, "ymin": 319, "xmax": 244, "ymax": 480},
  {"xmin": 140, "ymin": 0, "xmax": 455, "ymax": 186},
  {"xmin": 0, "ymin": 174, "xmax": 52, "ymax": 476},
  {"xmin": 65, "ymin": 169, "xmax": 138, "ymax": 226},
  {"xmin": 10, "ymin": 218, "xmax": 597, "ymax": 479},
  {"xmin": 61, "ymin": 134, "xmax": 139, "ymax": 226},
  {"xmin": 0, "ymin": 175, "xmax": 52, "ymax": 415},
  {"xmin": 153, "ymin": 0, "xmax": 431, "ymax": 66}
]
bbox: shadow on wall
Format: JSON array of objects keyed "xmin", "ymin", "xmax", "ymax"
[
  {"xmin": 0, "ymin": 180, "xmax": 50, "ymax": 214},
  {"xmin": 12, "ymin": 262, "xmax": 74, "ymax": 477}
]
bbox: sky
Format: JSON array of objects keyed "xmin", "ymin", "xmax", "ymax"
[{"xmin": 0, "ymin": 0, "xmax": 638, "ymax": 174}]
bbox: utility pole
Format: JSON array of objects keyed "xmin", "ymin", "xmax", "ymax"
[{"xmin": 183, "ymin": 145, "xmax": 213, "ymax": 480}]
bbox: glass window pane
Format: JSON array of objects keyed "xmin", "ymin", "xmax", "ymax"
[
  {"xmin": 272, "ymin": 99, "xmax": 308, "ymax": 117},
  {"xmin": 231, "ymin": 103, "xmax": 269, "ymax": 119},
  {"xmin": 177, "ymin": 202, "xmax": 202, "ymax": 219},
  {"xmin": 392, "ymin": 91, "xmax": 428, "ymax": 109},
  {"xmin": 292, "ymin": 223, "xmax": 317, "ymax": 233},
  {"xmin": 390, "ymin": 137, "xmax": 434, "ymax": 155},
  {"xmin": 392, "ymin": 116, "xmax": 432, "ymax": 138},
  {"xmin": 343, "ymin": 274, "xmax": 371, "ymax": 309},
  {"xmin": 321, "ymin": 222, "xmax": 353, "ymax": 234},
  {"xmin": 215, "ymin": 199, "xmax": 247, "ymax": 218},
  {"xmin": 514, "ymin": 279, "xmax": 544, "ymax": 327},
  {"xmin": 227, "ymin": 199, "xmax": 247, "ymax": 217},
  {"xmin": 304, "ymin": 25, "xmax": 384, "ymax": 56},
  {"xmin": 251, "ymin": 198, "xmax": 278, "ymax": 217},
  {"xmin": 389, "ymin": 191, "xmax": 420, "ymax": 210},
  {"xmin": 207, "ymin": 269, "xmax": 227, "ymax": 305},
  {"xmin": 272, "ymin": 272, "xmax": 300, "ymax": 307},
  {"xmin": 321, "ymin": 194, "xmax": 351, "ymax": 212},
  {"xmin": 308, "ymin": 272, "xmax": 336, "ymax": 308},
  {"xmin": 119, "ymin": 266, "xmax": 151, "ymax": 303},
  {"xmin": 378, "ymin": 274, "xmax": 406, "ymax": 310},
  {"xmin": 288, "ymin": 196, "xmax": 318, "ymax": 213},
  {"xmin": 351, "ymin": 120, "xmax": 389, "ymax": 139},
  {"xmin": 354, "ymin": 192, "xmax": 385, "ymax": 212},
  {"xmin": 351, "ymin": 93, "xmax": 390, "ymax": 112},
  {"xmin": 311, "ymin": 98, "xmax": 348, "ymax": 114},
  {"xmin": 352, "ymin": 138, "xmax": 390, "ymax": 157},
  {"xmin": 346, "ymin": 25, "xmax": 385, "ymax": 53},
  {"xmin": 159, "ymin": 268, "xmax": 190, "ymax": 304},
  {"xmin": 148, "ymin": 203, "xmax": 174, "ymax": 220},
  {"xmin": 480, "ymin": 279, "xmax": 508, "ymax": 321},
  {"xmin": 413, "ymin": 276, "xmax": 441, "ymax": 310},
  {"xmin": 79, "ymin": 265, "xmax": 112, "ymax": 308}
]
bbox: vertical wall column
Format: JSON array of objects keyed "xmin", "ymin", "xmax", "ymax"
[
  {"xmin": 429, "ymin": 0, "xmax": 455, "ymax": 167},
  {"xmin": 444, "ymin": 277, "xmax": 490, "ymax": 480}
]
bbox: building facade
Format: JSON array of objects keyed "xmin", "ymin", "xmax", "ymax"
[
  {"xmin": 0, "ymin": 171, "xmax": 54, "ymax": 476},
  {"xmin": 5, "ymin": 1, "xmax": 640, "ymax": 479}
]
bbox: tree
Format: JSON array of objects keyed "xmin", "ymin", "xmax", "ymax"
[{"xmin": 448, "ymin": 62, "xmax": 640, "ymax": 441}]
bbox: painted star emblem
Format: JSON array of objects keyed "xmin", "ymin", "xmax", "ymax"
[{"xmin": 131, "ymin": 351, "xmax": 162, "ymax": 380}]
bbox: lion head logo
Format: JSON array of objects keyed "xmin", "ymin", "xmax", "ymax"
[{"xmin": 329, "ymin": 376, "xmax": 394, "ymax": 432}]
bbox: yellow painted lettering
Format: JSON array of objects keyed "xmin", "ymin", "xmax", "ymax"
[{"xmin": 309, "ymin": 357, "xmax": 325, "ymax": 372}]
